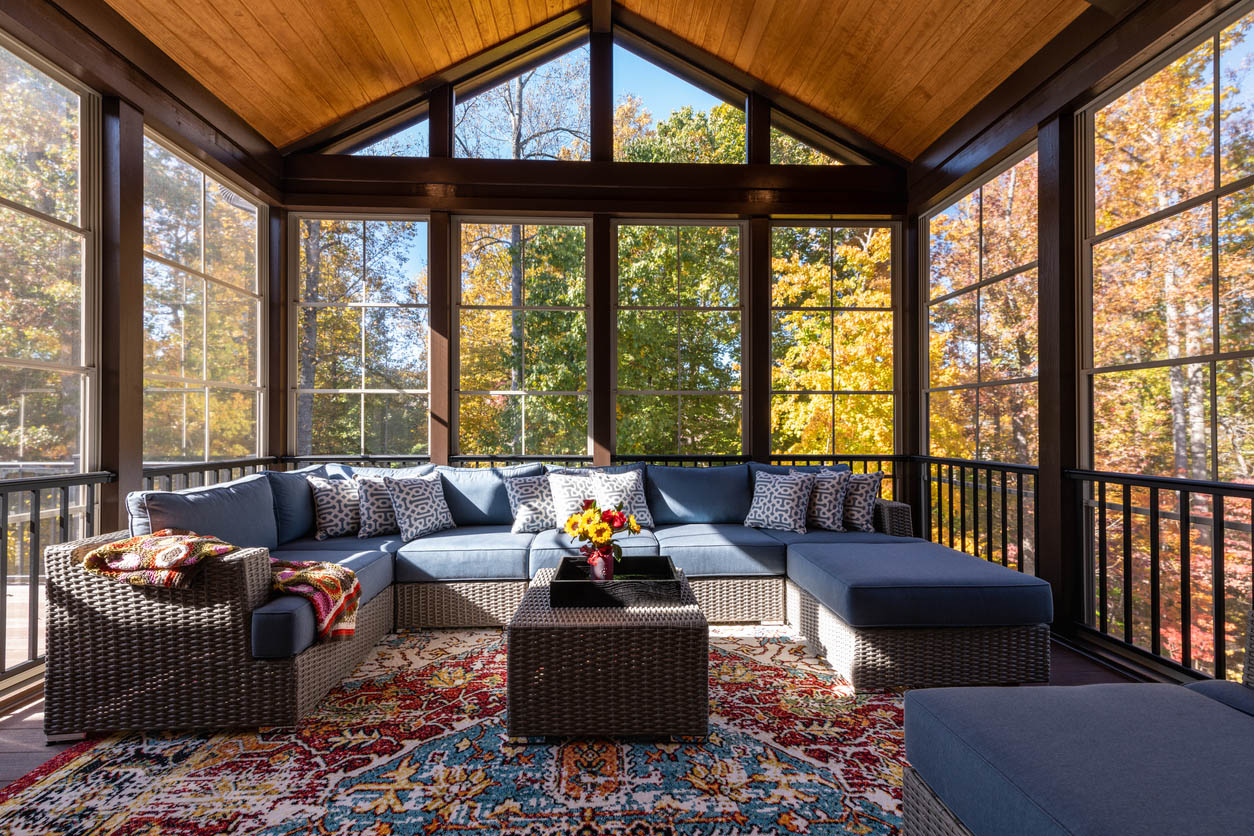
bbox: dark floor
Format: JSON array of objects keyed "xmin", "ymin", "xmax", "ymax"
[{"xmin": 0, "ymin": 641, "xmax": 1134, "ymax": 791}]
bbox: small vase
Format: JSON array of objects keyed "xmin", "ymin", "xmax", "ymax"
[{"xmin": 588, "ymin": 555, "xmax": 614, "ymax": 581}]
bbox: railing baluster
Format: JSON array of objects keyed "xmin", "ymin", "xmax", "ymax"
[
  {"xmin": 960, "ymin": 466, "xmax": 968, "ymax": 554},
  {"xmin": 86, "ymin": 483, "xmax": 95, "ymax": 538},
  {"xmin": 27, "ymin": 489, "xmax": 40, "ymax": 663},
  {"xmin": 1000, "ymin": 470, "xmax": 1008, "ymax": 567},
  {"xmin": 1149, "ymin": 486, "xmax": 1161, "ymax": 656},
  {"xmin": 59, "ymin": 485, "xmax": 70, "ymax": 544},
  {"xmin": 1123, "ymin": 483, "xmax": 1133, "ymax": 645},
  {"xmin": 1214, "ymin": 495, "xmax": 1226, "ymax": 680},
  {"xmin": 948, "ymin": 465, "xmax": 955, "ymax": 548},
  {"xmin": 1016, "ymin": 471, "xmax": 1024, "ymax": 573},
  {"xmin": 985, "ymin": 467, "xmax": 993, "ymax": 563},
  {"xmin": 1179, "ymin": 489, "xmax": 1191, "ymax": 668},
  {"xmin": 1098, "ymin": 480, "xmax": 1108, "ymax": 635}
]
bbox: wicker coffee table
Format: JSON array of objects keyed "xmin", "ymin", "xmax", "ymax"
[{"xmin": 506, "ymin": 567, "xmax": 709, "ymax": 739}]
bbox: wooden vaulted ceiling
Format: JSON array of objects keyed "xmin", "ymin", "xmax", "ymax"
[{"xmin": 102, "ymin": 0, "xmax": 1091, "ymax": 160}]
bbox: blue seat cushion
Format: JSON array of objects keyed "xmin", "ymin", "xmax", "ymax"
[
  {"xmin": 276, "ymin": 534, "xmax": 403, "ymax": 554},
  {"xmin": 263, "ymin": 465, "xmax": 327, "ymax": 545},
  {"xmin": 127, "ymin": 474, "xmax": 278, "ymax": 550},
  {"xmin": 653, "ymin": 524, "xmax": 785, "ymax": 576},
  {"xmin": 395, "ymin": 525, "xmax": 532, "ymax": 581},
  {"xmin": 787, "ymin": 541, "xmax": 1052, "ymax": 627},
  {"xmin": 645, "ymin": 464, "xmax": 751, "ymax": 525},
  {"xmin": 764, "ymin": 530, "xmax": 923, "ymax": 546},
  {"xmin": 528, "ymin": 529, "xmax": 660, "ymax": 577},
  {"xmin": 436, "ymin": 464, "xmax": 543, "ymax": 526},
  {"xmin": 1185, "ymin": 679, "xmax": 1254, "ymax": 717},
  {"xmin": 251, "ymin": 549, "xmax": 393, "ymax": 659},
  {"xmin": 906, "ymin": 684, "xmax": 1254, "ymax": 836}
]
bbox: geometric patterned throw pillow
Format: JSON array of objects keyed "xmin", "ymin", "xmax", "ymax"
[
  {"xmin": 843, "ymin": 471, "xmax": 885, "ymax": 533},
  {"xmin": 548, "ymin": 472, "xmax": 597, "ymax": 527},
  {"xmin": 354, "ymin": 475, "xmax": 398, "ymax": 538},
  {"xmin": 744, "ymin": 471, "xmax": 816, "ymax": 534},
  {"xmin": 795, "ymin": 468, "xmax": 851, "ymax": 531},
  {"xmin": 383, "ymin": 473, "xmax": 455, "ymax": 542},
  {"xmin": 307, "ymin": 475, "xmax": 360, "ymax": 540},
  {"xmin": 592, "ymin": 469, "xmax": 654, "ymax": 529},
  {"xmin": 505, "ymin": 473, "xmax": 556, "ymax": 534}
]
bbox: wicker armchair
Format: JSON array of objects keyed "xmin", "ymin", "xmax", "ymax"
[{"xmin": 43, "ymin": 531, "xmax": 392, "ymax": 736}]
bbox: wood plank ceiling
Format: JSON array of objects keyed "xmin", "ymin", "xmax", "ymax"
[{"xmin": 102, "ymin": 0, "xmax": 1090, "ymax": 159}]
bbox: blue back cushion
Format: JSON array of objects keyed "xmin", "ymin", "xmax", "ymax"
[
  {"xmin": 436, "ymin": 464, "xmax": 544, "ymax": 526},
  {"xmin": 126, "ymin": 473, "xmax": 278, "ymax": 550},
  {"xmin": 748, "ymin": 462, "xmax": 851, "ymax": 478},
  {"xmin": 334, "ymin": 464, "xmax": 437, "ymax": 479},
  {"xmin": 646, "ymin": 464, "xmax": 752, "ymax": 525},
  {"xmin": 264, "ymin": 465, "xmax": 326, "ymax": 545}
]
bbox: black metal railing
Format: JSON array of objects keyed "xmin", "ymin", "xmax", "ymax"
[
  {"xmin": 450, "ymin": 455, "xmax": 591, "ymax": 468},
  {"xmin": 613, "ymin": 454, "xmax": 749, "ymax": 467},
  {"xmin": 1067, "ymin": 468, "xmax": 1253, "ymax": 682},
  {"xmin": 919, "ymin": 456, "xmax": 1039, "ymax": 575},
  {"xmin": 0, "ymin": 470, "xmax": 114, "ymax": 683},
  {"xmin": 142, "ymin": 457, "xmax": 280, "ymax": 490}
]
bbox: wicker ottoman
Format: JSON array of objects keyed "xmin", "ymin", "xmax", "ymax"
[{"xmin": 506, "ymin": 568, "xmax": 709, "ymax": 738}]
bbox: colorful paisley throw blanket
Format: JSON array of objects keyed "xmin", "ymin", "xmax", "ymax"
[{"xmin": 82, "ymin": 529, "xmax": 362, "ymax": 640}]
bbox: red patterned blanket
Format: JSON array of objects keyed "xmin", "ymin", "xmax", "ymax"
[{"xmin": 82, "ymin": 529, "xmax": 361, "ymax": 641}]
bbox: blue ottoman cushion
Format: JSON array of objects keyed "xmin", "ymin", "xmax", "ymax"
[
  {"xmin": 787, "ymin": 541, "xmax": 1052, "ymax": 627},
  {"xmin": 528, "ymin": 529, "xmax": 660, "ymax": 577},
  {"xmin": 653, "ymin": 523, "xmax": 786, "ymax": 576},
  {"xmin": 395, "ymin": 525, "xmax": 533, "ymax": 581},
  {"xmin": 1185, "ymin": 679, "xmax": 1254, "ymax": 717},
  {"xmin": 764, "ymin": 530, "xmax": 924, "ymax": 546},
  {"xmin": 251, "ymin": 548, "xmax": 393, "ymax": 659},
  {"xmin": 906, "ymin": 684, "xmax": 1254, "ymax": 836}
]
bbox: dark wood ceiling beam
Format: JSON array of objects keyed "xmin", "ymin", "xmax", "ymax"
[
  {"xmin": 909, "ymin": 0, "xmax": 1234, "ymax": 211},
  {"xmin": 2, "ymin": 0, "xmax": 282, "ymax": 201},
  {"xmin": 283, "ymin": 155, "xmax": 906, "ymax": 215}
]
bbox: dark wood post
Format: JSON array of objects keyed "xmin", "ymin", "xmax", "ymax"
[
  {"xmin": 428, "ymin": 84, "xmax": 453, "ymax": 159},
  {"xmin": 267, "ymin": 207, "xmax": 288, "ymax": 461},
  {"xmin": 1036, "ymin": 113, "xmax": 1080, "ymax": 635},
  {"xmin": 429, "ymin": 211, "xmax": 453, "ymax": 465},
  {"xmin": 900, "ymin": 214, "xmax": 925, "ymax": 528},
  {"xmin": 98, "ymin": 96, "xmax": 145, "ymax": 527},
  {"xmin": 590, "ymin": 214, "xmax": 613, "ymax": 465},
  {"xmin": 746, "ymin": 92, "xmax": 771, "ymax": 165},
  {"xmin": 589, "ymin": 0, "xmax": 612, "ymax": 164},
  {"xmin": 746, "ymin": 216, "xmax": 771, "ymax": 461}
]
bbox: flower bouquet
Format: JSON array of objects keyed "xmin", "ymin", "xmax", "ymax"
[{"xmin": 563, "ymin": 499, "xmax": 641, "ymax": 581}]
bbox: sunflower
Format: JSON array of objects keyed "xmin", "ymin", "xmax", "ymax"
[
  {"xmin": 627, "ymin": 514, "xmax": 641, "ymax": 535},
  {"xmin": 586, "ymin": 521, "xmax": 613, "ymax": 546},
  {"xmin": 564, "ymin": 514, "xmax": 583, "ymax": 537}
]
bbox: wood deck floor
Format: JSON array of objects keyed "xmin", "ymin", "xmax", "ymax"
[{"xmin": 0, "ymin": 641, "xmax": 1136, "ymax": 791}]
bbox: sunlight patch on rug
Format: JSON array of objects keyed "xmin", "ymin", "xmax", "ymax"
[{"xmin": 0, "ymin": 627, "xmax": 904, "ymax": 835}]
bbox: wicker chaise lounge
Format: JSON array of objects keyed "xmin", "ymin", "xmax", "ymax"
[{"xmin": 902, "ymin": 610, "xmax": 1254, "ymax": 835}]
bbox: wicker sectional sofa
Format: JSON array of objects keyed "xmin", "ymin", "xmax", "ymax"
[{"xmin": 44, "ymin": 461, "xmax": 1053, "ymax": 736}]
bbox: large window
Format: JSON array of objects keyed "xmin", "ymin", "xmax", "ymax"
[
  {"xmin": 927, "ymin": 151, "xmax": 1039, "ymax": 464},
  {"xmin": 143, "ymin": 136, "xmax": 263, "ymax": 463},
  {"xmin": 353, "ymin": 117, "xmax": 429, "ymax": 157},
  {"xmin": 455, "ymin": 46, "xmax": 590, "ymax": 161},
  {"xmin": 615, "ymin": 223, "xmax": 742, "ymax": 454},
  {"xmin": 613, "ymin": 45, "xmax": 745, "ymax": 164},
  {"xmin": 457, "ymin": 221, "xmax": 588, "ymax": 455},
  {"xmin": 295, "ymin": 218, "xmax": 429, "ymax": 457},
  {"xmin": 0, "ymin": 42, "xmax": 93, "ymax": 482},
  {"xmin": 1085, "ymin": 9, "xmax": 1254, "ymax": 482},
  {"xmin": 771, "ymin": 225, "xmax": 894, "ymax": 456}
]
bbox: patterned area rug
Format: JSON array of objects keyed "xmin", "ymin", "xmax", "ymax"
[{"xmin": 0, "ymin": 628, "xmax": 904, "ymax": 835}]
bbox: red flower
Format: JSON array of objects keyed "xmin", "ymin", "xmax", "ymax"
[
  {"xmin": 611, "ymin": 511, "xmax": 628, "ymax": 528},
  {"xmin": 600, "ymin": 508, "xmax": 615, "ymax": 524},
  {"xmin": 581, "ymin": 498, "xmax": 596, "ymax": 511}
]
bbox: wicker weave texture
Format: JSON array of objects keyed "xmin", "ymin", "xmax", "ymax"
[
  {"xmin": 875, "ymin": 499, "xmax": 914, "ymax": 538},
  {"xmin": 785, "ymin": 581, "xmax": 1050, "ymax": 691},
  {"xmin": 687, "ymin": 576, "xmax": 784, "ymax": 622},
  {"xmin": 44, "ymin": 533, "xmax": 391, "ymax": 734},
  {"xmin": 506, "ymin": 569, "xmax": 708, "ymax": 738},
  {"xmin": 903, "ymin": 766, "xmax": 975, "ymax": 836},
  {"xmin": 394, "ymin": 581, "xmax": 528, "ymax": 628}
]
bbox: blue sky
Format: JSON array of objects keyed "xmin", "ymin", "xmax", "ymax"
[{"xmin": 613, "ymin": 45, "xmax": 723, "ymax": 130}]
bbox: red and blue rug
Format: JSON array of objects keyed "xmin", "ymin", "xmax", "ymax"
[{"xmin": 0, "ymin": 628, "xmax": 904, "ymax": 835}]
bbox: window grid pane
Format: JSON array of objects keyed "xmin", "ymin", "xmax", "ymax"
[{"xmin": 296, "ymin": 218, "xmax": 430, "ymax": 457}]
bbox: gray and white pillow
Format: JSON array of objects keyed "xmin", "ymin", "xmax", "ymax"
[
  {"xmin": 384, "ymin": 473, "xmax": 455, "ymax": 542},
  {"xmin": 744, "ymin": 471, "xmax": 816, "ymax": 534},
  {"xmin": 307, "ymin": 475, "xmax": 359, "ymax": 540},
  {"xmin": 354, "ymin": 475, "xmax": 398, "ymax": 538},
  {"xmin": 592, "ymin": 469, "xmax": 654, "ymax": 529},
  {"xmin": 794, "ymin": 468, "xmax": 851, "ymax": 531},
  {"xmin": 505, "ymin": 473, "xmax": 556, "ymax": 534},
  {"xmin": 844, "ymin": 471, "xmax": 885, "ymax": 533},
  {"xmin": 548, "ymin": 472, "xmax": 596, "ymax": 524}
]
